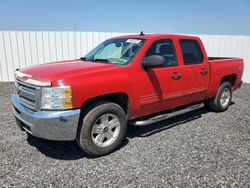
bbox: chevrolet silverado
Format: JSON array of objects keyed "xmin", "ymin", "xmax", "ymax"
[{"xmin": 12, "ymin": 34, "xmax": 244, "ymax": 157}]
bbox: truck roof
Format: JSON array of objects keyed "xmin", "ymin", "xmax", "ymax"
[{"xmin": 114, "ymin": 34, "xmax": 200, "ymax": 40}]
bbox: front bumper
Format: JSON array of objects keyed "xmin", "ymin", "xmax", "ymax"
[{"xmin": 12, "ymin": 94, "xmax": 81, "ymax": 141}]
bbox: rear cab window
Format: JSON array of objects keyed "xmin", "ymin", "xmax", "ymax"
[{"xmin": 179, "ymin": 39, "xmax": 204, "ymax": 65}]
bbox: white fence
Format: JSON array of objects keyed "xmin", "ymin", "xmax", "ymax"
[{"xmin": 0, "ymin": 31, "xmax": 249, "ymax": 82}]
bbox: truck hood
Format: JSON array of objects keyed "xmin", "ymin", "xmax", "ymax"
[{"xmin": 18, "ymin": 60, "xmax": 116, "ymax": 84}]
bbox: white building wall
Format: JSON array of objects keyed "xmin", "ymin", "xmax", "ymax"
[{"xmin": 0, "ymin": 31, "xmax": 249, "ymax": 82}]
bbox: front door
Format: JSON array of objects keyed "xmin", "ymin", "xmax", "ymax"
[{"xmin": 135, "ymin": 39, "xmax": 192, "ymax": 116}]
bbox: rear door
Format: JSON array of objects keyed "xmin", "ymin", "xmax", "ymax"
[{"xmin": 178, "ymin": 39, "xmax": 209, "ymax": 104}]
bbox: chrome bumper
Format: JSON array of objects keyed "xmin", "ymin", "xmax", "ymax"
[{"xmin": 12, "ymin": 94, "xmax": 81, "ymax": 141}]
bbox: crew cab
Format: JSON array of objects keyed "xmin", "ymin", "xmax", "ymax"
[{"xmin": 12, "ymin": 34, "xmax": 244, "ymax": 157}]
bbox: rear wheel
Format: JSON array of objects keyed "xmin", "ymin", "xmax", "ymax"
[
  {"xmin": 77, "ymin": 101, "xmax": 127, "ymax": 157},
  {"xmin": 208, "ymin": 82, "xmax": 232, "ymax": 112}
]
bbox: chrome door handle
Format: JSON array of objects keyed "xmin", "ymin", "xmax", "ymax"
[
  {"xmin": 171, "ymin": 72, "xmax": 182, "ymax": 79},
  {"xmin": 200, "ymin": 69, "xmax": 208, "ymax": 75}
]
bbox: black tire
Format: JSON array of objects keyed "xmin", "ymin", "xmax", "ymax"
[
  {"xmin": 208, "ymin": 82, "xmax": 232, "ymax": 112},
  {"xmin": 26, "ymin": 132, "xmax": 33, "ymax": 139},
  {"xmin": 76, "ymin": 101, "xmax": 127, "ymax": 157}
]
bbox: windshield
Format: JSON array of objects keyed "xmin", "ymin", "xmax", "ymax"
[{"xmin": 82, "ymin": 38, "xmax": 145, "ymax": 65}]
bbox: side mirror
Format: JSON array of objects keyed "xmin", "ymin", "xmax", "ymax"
[{"xmin": 141, "ymin": 55, "xmax": 165, "ymax": 69}]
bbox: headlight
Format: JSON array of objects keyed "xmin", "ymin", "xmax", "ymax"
[{"xmin": 41, "ymin": 86, "xmax": 73, "ymax": 110}]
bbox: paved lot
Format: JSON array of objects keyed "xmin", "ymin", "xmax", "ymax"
[{"xmin": 0, "ymin": 82, "xmax": 249, "ymax": 187}]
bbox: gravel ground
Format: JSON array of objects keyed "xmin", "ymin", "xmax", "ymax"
[{"xmin": 0, "ymin": 82, "xmax": 249, "ymax": 187}]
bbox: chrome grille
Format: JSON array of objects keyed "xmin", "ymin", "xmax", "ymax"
[{"xmin": 15, "ymin": 80, "xmax": 41, "ymax": 111}]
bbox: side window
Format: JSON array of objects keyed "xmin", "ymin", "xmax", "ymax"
[
  {"xmin": 179, "ymin": 39, "xmax": 204, "ymax": 65},
  {"xmin": 144, "ymin": 39, "xmax": 177, "ymax": 67}
]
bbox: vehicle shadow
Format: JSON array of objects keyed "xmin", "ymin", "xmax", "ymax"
[
  {"xmin": 26, "ymin": 133, "xmax": 129, "ymax": 160},
  {"xmin": 127, "ymin": 107, "xmax": 209, "ymax": 138},
  {"xmin": 27, "ymin": 137, "xmax": 86, "ymax": 160},
  {"xmin": 26, "ymin": 107, "xmax": 212, "ymax": 160}
]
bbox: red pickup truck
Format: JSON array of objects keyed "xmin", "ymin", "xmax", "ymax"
[{"xmin": 12, "ymin": 34, "xmax": 244, "ymax": 157}]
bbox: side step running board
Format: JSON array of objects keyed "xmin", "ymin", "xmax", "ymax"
[{"xmin": 131, "ymin": 103, "xmax": 204, "ymax": 126}]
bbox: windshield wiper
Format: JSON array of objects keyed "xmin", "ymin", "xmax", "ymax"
[
  {"xmin": 79, "ymin": 57, "xmax": 111, "ymax": 64},
  {"xmin": 79, "ymin": 57, "xmax": 89, "ymax": 61},
  {"xmin": 93, "ymin": 58, "xmax": 112, "ymax": 64},
  {"xmin": 94, "ymin": 58, "xmax": 109, "ymax": 62}
]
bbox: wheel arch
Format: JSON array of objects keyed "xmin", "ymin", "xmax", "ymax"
[
  {"xmin": 80, "ymin": 92, "xmax": 130, "ymax": 117},
  {"xmin": 221, "ymin": 74, "xmax": 237, "ymax": 87}
]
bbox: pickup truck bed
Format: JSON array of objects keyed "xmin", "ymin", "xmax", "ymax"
[
  {"xmin": 208, "ymin": 57, "xmax": 238, "ymax": 60},
  {"xmin": 207, "ymin": 58, "xmax": 243, "ymax": 98}
]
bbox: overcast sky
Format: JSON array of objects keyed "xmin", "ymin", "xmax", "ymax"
[{"xmin": 0, "ymin": 0, "xmax": 250, "ymax": 35}]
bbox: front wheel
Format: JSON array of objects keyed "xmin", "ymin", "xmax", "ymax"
[
  {"xmin": 77, "ymin": 101, "xmax": 127, "ymax": 157},
  {"xmin": 208, "ymin": 82, "xmax": 232, "ymax": 112}
]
